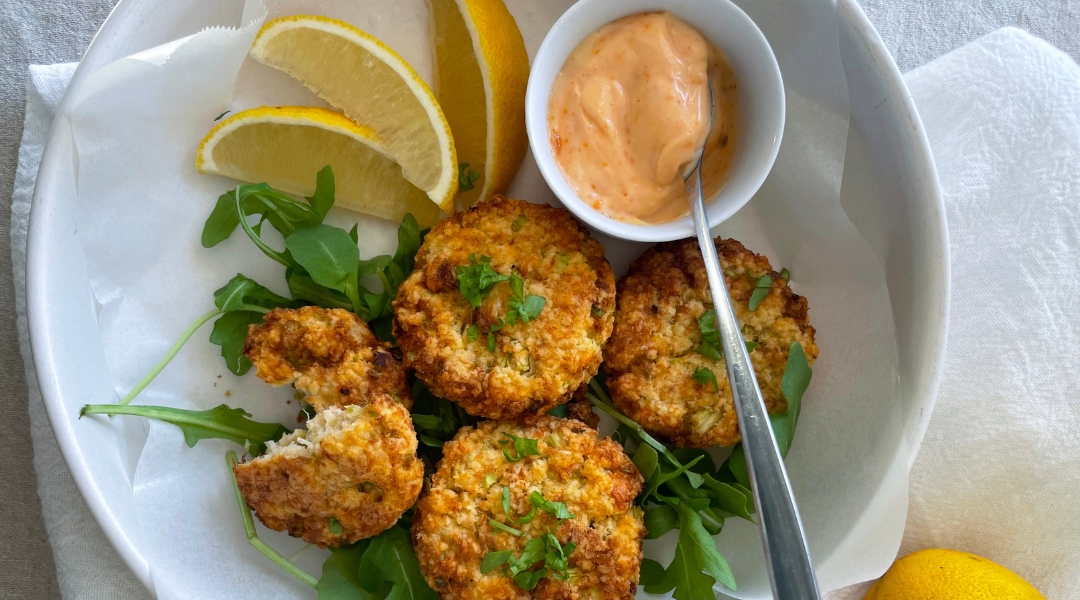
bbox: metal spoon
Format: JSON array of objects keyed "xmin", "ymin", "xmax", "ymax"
[{"xmin": 686, "ymin": 78, "xmax": 821, "ymax": 599}]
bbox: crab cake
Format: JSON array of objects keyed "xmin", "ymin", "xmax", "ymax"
[
  {"xmin": 233, "ymin": 396, "xmax": 423, "ymax": 547},
  {"xmin": 244, "ymin": 306, "xmax": 411, "ymax": 411},
  {"xmin": 413, "ymin": 418, "xmax": 644, "ymax": 599},
  {"xmin": 603, "ymin": 238, "xmax": 818, "ymax": 448},
  {"xmin": 394, "ymin": 196, "xmax": 616, "ymax": 421}
]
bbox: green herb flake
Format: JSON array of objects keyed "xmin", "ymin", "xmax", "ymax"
[
  {"xmin": 466, "ymin": 324, "xmax": 479, "ymax": 342},
  {"xmin": 691, "ymin": 367, "xmax": 721, "ymax": 393},
  {"xmin": 458, "ymin": 162, "xmax": 481, "ymax": 193},
  {"xmin": 696, "ymin": 310, "xmax": 723, "ymax": 360},
  {"xmin": 500, "ymin": 433, "xmax": 541, "ymax": 462},
  {"xmin": 504, "ymin": 273, "xmax": 546, "ymax": 325},
  {"xmin": 779, "ymin": 267, "xmax": 791, "ymax": 280},
  {"xmin": 528, "ymin": 492, "xmax": 575, "ymax": 520},
  {"xmin": 748, "ymin": 274, "xmax": 773, "ymax": 311},
  {"xmin": 745, "ymin": 341, "xmax": 758, "ymax": 353},
  {"xmin": 456, "ymin": 255, "xmax": 509, "ymax": 309},
  {"xmin": 489, "ymin": 519, "xmax": 523, "ymax": 537},
  {"xmin": 481, "ymin": 550, "xmax": 513, "ymax": 574}
]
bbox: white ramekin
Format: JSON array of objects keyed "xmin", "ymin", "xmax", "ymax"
[{"xmin": 525, "ymin": 0, "xmax": 786, "ymax": 242}]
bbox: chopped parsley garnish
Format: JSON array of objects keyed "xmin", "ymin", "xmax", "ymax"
[
  {"xmin": 691, "ymin": 367, "xmax": 720, "ymax": 392},
  {"xmin": 456, "ymin": 254, "xmax": 509, "ymax": 309},
  {"xmin": 505, "ymin": 273, "xmax": 546, "ymax": 325},
  {"xmin": 500, "ymin": 433, "xmax": 541, "ymax": 462},
  {"xmin": 529, "ymin": 492, "xmax": 574, "ymax": 520},
  {"xmin": 466, "ymin": 324, "xmax": 478, "ymax": 342},
  {"xmin": 748, "ymin": 274, "xmax": 773, "ymax": 311},
  {"xmin": 483, "ymin": 489, "xmax": 578, "ymax": 590},
  {"xmin": 745, "ymin": 341, "xmax": 758, "ymax": 353},
  {"xmin": 458, "ymin": 162, "xmax": 481, "ymax": 192},
  {"xmin": 488, "ymin": 519, "xmax": 523, "ymax": 537},
  {"xmin": 503, "ymin": 487, "xmax": 537, "ymax": 525},
  {"xmin": 696, "ymin": 310, "xmax": 722, "ymax": 360}
]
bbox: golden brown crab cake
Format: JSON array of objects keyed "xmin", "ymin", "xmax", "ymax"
[
  {"xmin": 243, "ymin": 306, "xmax": 411, "ymax": 411},
  {"xmin": 603, "ymin": 238, "xmax": 818, "ymax": 448},
  {"xmin": 232, "ymin": 396, "xmax": 423, "ymax": 547},
  {"xmin": 413, "ymin": 418, "xmax": 644, "ymax": 599},
  {"xmin": 393, "ymin": 196, "xmax": 616, "ymax": 421}
]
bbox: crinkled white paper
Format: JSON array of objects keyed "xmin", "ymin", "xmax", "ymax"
[{"xmin": 68, "ymin": 0, "xmax": 901, "ymax": 597}]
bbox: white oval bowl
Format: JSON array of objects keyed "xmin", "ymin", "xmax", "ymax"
[
  {"xmin": 525, "ymin": 0, "xmax": 785, "ymax": 242},
  {"xmin": 25, "ymin": 0, "xmax": 948, "ymax": 595}
]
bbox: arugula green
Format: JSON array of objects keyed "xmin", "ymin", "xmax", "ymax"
[
  {"xmin": 643, "ymin": 501, "xmax": 736, "ymax": 597},
  {"xmin": 721, "ymin": 341, "xmax": 813, "ymax": 487},
  {"xmin": 285, "ymin": 224, "xmax": 362, "ymax": 314},
  {"xmin": 83, "ymin": 404, "xmax": 289, "ymax": 456},
  {"xmin": 356, "ymin": 526, "xmax": 438, "ymax": 600},
  {"xmin": 748, "ymin": 274, "xmax": 773, "ymax": 311},
  {"xmin": 317, "ymin": 542, "xmax": 379, "ymax": 600},
  {"xmin": 227, "ymin": 452, "xmax": 320, "ymax": 588}
]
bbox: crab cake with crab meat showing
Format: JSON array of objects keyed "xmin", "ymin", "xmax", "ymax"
[
  {"xmin": 603, "ymin": 237, "xmax": 818, "ymax": 448},
  {"xmin": 233, "ymin": 395, "xmax": 423, "ymax": 547},
  {"xmin": 394, "ymin": 196, "xmax": 616, "ymax": 421},
  {"xmin": 244, "ymin": 306, "xmax": 411, "ymax": 411},
  {"xmin": 413, "ymin": 417, "xmax": 645, "ymax": 599}
]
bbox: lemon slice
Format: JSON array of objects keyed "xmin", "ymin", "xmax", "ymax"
[
  {"xmin": 196, "ymin": 106, "xmax": 441, "ymax": 226},
  {"xmin": 429, "ymin": 0, "xmax": 529, "ymax": 207},
  {"xmin": 250, "ymin": 16, "xmax": 457, "ymax": 213}
]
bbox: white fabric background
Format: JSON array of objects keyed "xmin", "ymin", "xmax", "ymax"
[{"xmin": 2, "ymin": 1, "xmax": 1079, "ymax": 599}]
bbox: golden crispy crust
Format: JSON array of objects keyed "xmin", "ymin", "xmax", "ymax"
[
  {"xmin": 244, "ymin": 306, "xmax": 411, "ymax": 411},
  {"xmin": 413, "ymin": 418, "xmax": 644, "ymax": 600},
  {"xmin": 393, "ymin": 196, "xmax": 616, "ymax": 421},
  {"xmin": 603, "ymin": 238, "xmax": 818, "ymax": 448},
  {"xmin": 233, "ymin": 396, "xmax": 423, "ymax": 547}
]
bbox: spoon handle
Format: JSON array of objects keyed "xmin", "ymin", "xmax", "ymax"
[{"xmin": 688, "ymin": 166, "xmax": 821, "ymax": 600}]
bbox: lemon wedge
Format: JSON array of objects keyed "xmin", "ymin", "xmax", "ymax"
[
  {"xmin": 429, "ymin": 0, "xmax": 529, "ymax": 207},
  {"xmin": 196, "ymin": 106, "xmax": 441, "ymax": 226},
  {"xmin": 250, "ymin": 16, "xmax": 457, "ymax": 213}
]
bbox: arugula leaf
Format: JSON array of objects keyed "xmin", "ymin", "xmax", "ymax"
[
  {"xmin": 722, "ymin": 340, "xmax": 813, "ymax": 487},
  {"xmin": 286, "ymin": 267, "xmax": 353, "ymax": 311},
  {"xmin": 643, "ymin": 504, "xmax": 678, "ymax": 539},
  {"xmin": 691, "ymin": 367, "xmax": 720, "ymax": 393},
  {"xmin": 285, "ymin": 225, "xmax": 360, "ymax": 293},
  {"xmin": 633, "ymin": 443, "xmax": 659, "ymax": 481},
  {"xmin": 306, "ymin": 165, "xmax": 336, "ymax": 222},
  {"xmin": 458, "ymin": 162, "xmax": 481, "ymax": 192},
  {"xmin": 653, "ymin": 501, "xmax": 736, "ymax": 596},
  {"xmin": 500, "ymin": 433, "xmax": 541, "ymax": 462},
  {"xmin": 640, "ymin": 558, "xmax": 666, "ymax": 587},
  {"xmin": 214, "ymin": 274, "xmax": 293, "ymax": 313},
  {"xmin": 82, "ymin": 404, "xmax": 288, "ymax": 456},
  {"xmin": 318, "ymin": 542, "xmax": 381, "ymax": 600},
  {"xmin": 202, "ymin": 180, "xmax": 327, "ymax": 249},
  {"xmin": 748, "ymin": 274, "xmax": 773, "ymax": 311},
  {"xmin": 356, "ymin": 526, "xmax": 437, "ymax": 600},
  {"xmin": 210, "ymin": 311, "xmax": 265, "ymax": 375},
  {"xmin": 227, "ymin": 452, "xmax": 319, "ymax": 589},
  {"xmin": 696, "ymin": 310, "xmax": 722, "ymax": 360},
  {"xmin": 391, "ymin": 214, "xmax": 426, "ymax": 278},
  {"xmin": 456, "ymin": 255, "xmax": 509, "ymax": 309}
]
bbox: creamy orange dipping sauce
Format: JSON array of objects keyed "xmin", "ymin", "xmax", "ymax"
[{"xmin": 548, "ymin": 11, "xmax": 738, "ymax": 224}]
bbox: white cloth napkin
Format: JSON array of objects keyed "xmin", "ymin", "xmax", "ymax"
[{"xmin": 12, "ymin": 27, "xmax": 1080, "ymax": 600}]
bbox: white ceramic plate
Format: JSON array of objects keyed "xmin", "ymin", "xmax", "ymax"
[{"xmin": 26, "ymin": 0, "xmax": 948, "ymax": 595}]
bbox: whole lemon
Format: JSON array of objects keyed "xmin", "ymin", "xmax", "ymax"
[{"xmin": 864, "ymin": 549, "xmax": 1045, "ymax": 599}]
